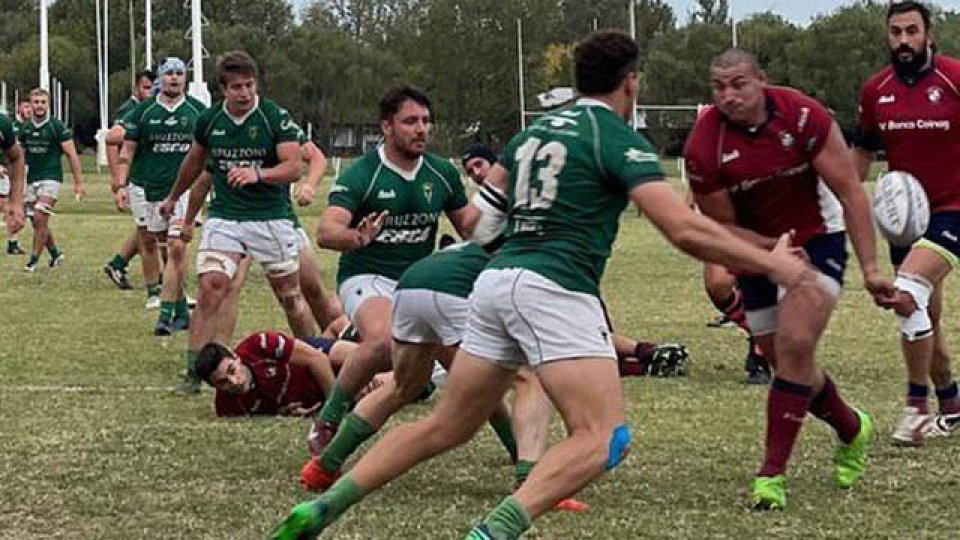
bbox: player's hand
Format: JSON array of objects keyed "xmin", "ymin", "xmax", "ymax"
[
  {"xmin": 768, "ymin": 232, "xmax": 815, "ymax": 289},
  {"xmin": 864, "ymin": 270, "xmax": 900, "ymax": 310},
  {"xmin": 113, "ymin": 186, "xmax": 129, "ymax": 211},
  {"xmin": 278, "ymin": 402, "xmax": 321, "ymax": 417},
  {"xmin": 180, "ymin": 220, "xmax": 195, "ymax": 243},
  {"xmin": 227, "ymin": 167, "xmax": 259, "ymax": 188},
  {"xmin": 355, "ymin": 210, "xmax": 388, "ymax": 249},
  {"xmin": 4, "ymin": 203, "xmax": 25, "ymax": 235},
  {"xmin": 158, "ymin": 198, "xmax": 176, "ymax": 220},
  {"xmin": 296, "ymin": 183, "xmax": 315, "ymax": 206},
  {"xmin": 73, "ymin": 182, "xmax": 85, "ymax": 201}
]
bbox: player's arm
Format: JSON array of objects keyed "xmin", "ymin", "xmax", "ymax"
[
  {"xmin": 851, "ymin": 147, "xmax": 874, "ymax": 184},
  {"xmin": 225, "ymin": 141, "xmax": 301, "ymax": 187},
  {"xmin": 167, "ymin": 142, "xmax": 208, "ymax": 202},
  {"xmin": 3, "ymin": 142, "xmax": 26, "ymax": 234},
  {"xmin": 465, "ymin": 163, "xmax": 509, "ymax": 246},
  {"xmin": 114, "ymin": 140, "xmax": 137, "ymax": 190},
  {"xmin": 813, "ymin": 122, "xmax": 891, "ymax": 296},
  {"xmin": 60, "ymin": 139, "xmax": 85, "ymax": 198},
  {"xmin": 633, "ymin": 182, "xmax": 808, "ymax": 288},
  {"xmin": 693, "ymin": 190, "xmax": 780, "ymax": 249},
  {"xmin": 317, "ymin": 206, "xmax": 386, "ymax": 251},
  {"xmin": 180, "ymin": 171, "xmax": 212, "ymax": 243},
  {"xmin": 288, "ymin": 339, "xmax": 336, "ymax": 398},
  {"xmin": 296, "ymin": 141, "xmax": 326, "ymax": 206},
  {"xmin": 105, "ymin": 125, "xmax": 126, "ymax": 183}
]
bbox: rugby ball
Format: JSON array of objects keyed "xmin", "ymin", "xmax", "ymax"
[{"xmin": 872, "ymin": 171, "xmax": 929, "ymax": 247}]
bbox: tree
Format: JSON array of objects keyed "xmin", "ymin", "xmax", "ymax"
[{"xmin": 692, "ymin": 0, "xmax": 728, "ymax": 25}]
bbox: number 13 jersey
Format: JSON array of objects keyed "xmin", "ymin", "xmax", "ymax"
[{"xmin": 490, "ymin": 98, "xmax": 664, "ymax": 297}]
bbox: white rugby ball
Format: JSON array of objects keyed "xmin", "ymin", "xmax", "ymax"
[{"xmin": 872, "ymin": 171, "xmax": 929, "ymax": 247}]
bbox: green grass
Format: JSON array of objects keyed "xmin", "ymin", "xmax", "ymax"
[{"xmin": 1, "ymin": 164, "xmax": 952, "ymax": 539}]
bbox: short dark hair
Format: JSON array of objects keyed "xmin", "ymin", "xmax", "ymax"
[
  {"xmin": 379, "ymin": 85, "xmax": 431, "ymax": 122},
  {"xmin": 573, "ymin": 30, "xmax": 639, "ymax": 96},
  {"xmin": 710, "ymin": 48, "xmax": 762, "ymax": 75},
  {"xmin": 217, "ymin": 51, "xmax": 258, "ymax": 86},
  {"xmin": 195, "ymin": 342, "xmax": 234, "ymax": 385},
  {"xmin": 135, "ymin": 69, "xmax": 155, "ymax": 84},
  {"xmin": 887, "ymin": 1, "xmax": 932, "ymax": 31}
]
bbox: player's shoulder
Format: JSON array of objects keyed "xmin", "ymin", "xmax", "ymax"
[
  {"xmin": 184, "ymin": 95, "xmax": 207, "ymax": 113},
  {"xmin": 933, "ymin": 55, "xmax": 960, "ymax": 86},
  {"xmin": 767, "ymin": 85, "xmax": 823, "ymax": 110},
  {"xmin": 862, "ymin": 65, "xmax": 896, "ymax": 94},
  {"xmin": 423, "ymin": 152, "xmax": 459, "ymax": 178},
  {"xmin": 339, "ymin": 150, "xmax": 381, "ymax": 179},
  {"xmin": 685, "ymin": 105, "xmax": 723, "ymax": 154},
  {"xmin": 257, "ymin": 97, "xmax": 287, "ymax": 119}
]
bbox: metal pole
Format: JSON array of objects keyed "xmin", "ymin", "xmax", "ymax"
[
  {"xmin": 39, "ymin": 0, "xmax": 50, "ymax": 90},
  {"xmin": 1, "ymin": 81, "xmax": 6, "ymax": 114},
  {"xmin": 145, "ymin": 0, "xmax": 153, "ymax": 69},
  {"xmin": 192, "ymin": 0, "xmax": 204, "ymax": 83},
  {"xmin": 130, "ymin": 0, "xmax": 136, "ymax": 90},
  {"xmin": 629, "ymin": 0, "xmax": 636, "ymax": 40},
  {"xmin": 65, "ymin": 89, "xmax": 70, "ymax": 125},
  {"xmin": 517, "ymin": 19, "xmax": 526, "ymax": 131}
]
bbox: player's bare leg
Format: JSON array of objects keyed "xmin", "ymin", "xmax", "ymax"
[
  {"xmin": 25, "ymin": 197, "xmax": 61, "ymax": 271},
  {"xmin": 273, "ymin": 351, "xmax": 516, "ymax": 539},
  {"xmin": 214, "ymin": 256, "xmax": 251, "ymax": 343},
  {"xmin": 512, "ymin": 369, "xmax": 589, "ymax": 512},
  {"xmin": 891, "ymin": 246, "xmax": 954, "ymax": 443},
  {"xmin": 311, "ymin": 298, "xmax": 394, "ymax": 449},
  {"xmin": 2, "ymin": 194, "xmax": 25, "ymax": 255},
  {"xmin": 268, "ymin": 271, "xmax": 320, "ymax": 339},
  {"xmin": 176, "ymin": 253, "xmax": 242, "ymax": 395},
  {"xmin": 155, "ymin": 230, "xmax": 190, "ymax": 336},
  {"xmin": 137, "ymin": 227, "xmax": 162, "ymax": 308},
  {"xmin": 298, "ymin": 246, "xmax": 345, "ymax": 331},
  {"xmin": 303, "ymin": 341, "xmax": 442, "ymax": 490},
  {"xmin": 926, "ymin": 285, "xmax": 960, "ymax": 435},
  {"xmin": 753, "ymin": 278, "xmax": 870, "ymax": 509}
]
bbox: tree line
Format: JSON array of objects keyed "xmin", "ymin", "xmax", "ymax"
[{"xmin": 2, "ymin": 0, "xmax": 959, "ymax": 156}]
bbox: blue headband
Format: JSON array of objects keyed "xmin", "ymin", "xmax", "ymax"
[{"xmin": 159, "ymin": 57, "xmax": 187, "ymax": 75}]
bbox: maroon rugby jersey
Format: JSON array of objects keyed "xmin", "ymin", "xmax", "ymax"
[
  {"xmin": 214, "ymin": 332, "xmax": 324, "ymax": 417},
  {"xmin": 684, "ymin": 86, "xmax": 844, "ymax": 246},
  {"xmin": 858, "ymin": 56, "xmax": 960, "ymax": 212}
]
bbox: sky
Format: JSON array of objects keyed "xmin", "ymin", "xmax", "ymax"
[{"xmin": 289, "ymin": 1, "xmax": 960, "ymax": 26}]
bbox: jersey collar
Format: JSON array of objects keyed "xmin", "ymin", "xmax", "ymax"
[
  {"xmin": 30, "ymin": 116, "xmax": 50, "ymax": 129},
  {"xmin": 724, "ymin": 90, "xmax": 778, "ymax": 137},
  {"xmin": 575, "ymin": 97, "xmax": 614, "ymax": 111},
  {"xmin": 157, "ymin": 95, "xmax": 186, "ymax": 113},
  {"xmin": 223, "ymin": 95, "xmax": 260, "ymax": 126},
  {"xmin": 378, "ymin": 144, "xmax": 423, "ymax": 182}
]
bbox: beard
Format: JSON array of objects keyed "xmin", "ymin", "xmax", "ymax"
[{"xmin": 891, "ymin": 43, "xmax": 931, "ymax": 83}]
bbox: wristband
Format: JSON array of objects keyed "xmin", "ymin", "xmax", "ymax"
[{"xmin": 255, "ymin": 166, "xmax": 263, "ymax": 184}]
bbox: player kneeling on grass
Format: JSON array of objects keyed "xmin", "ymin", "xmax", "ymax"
[
  {"xmin": 271, "ymin": 31, "xmax": 819, "ymax": 540},
  {"xmin": 685, "ymin": 48, "xmax": 895, "ymax": 510}
]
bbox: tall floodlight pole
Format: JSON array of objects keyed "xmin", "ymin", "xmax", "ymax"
[
  {"xmin": 629, "ymin": 0, "xmax": 636, "ymax": 40},
  {"xmin": 145, "ymin": 0, "xmax": 153, "ymax": 69},
  {"xmin": 39, "ymin": 0, "xmax": 50, "ymax": 90},
  {"xmin": 517, "ymin": 19, "xmax": 526, "ymax": 131},
  {"xmin": 188, "ymin": 0, "xmax": 211, "ymax": 106}
]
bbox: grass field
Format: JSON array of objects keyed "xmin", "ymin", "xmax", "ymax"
[{"xmin": 2, "ymin": 160, "xmax": 957, "ymax": 539}]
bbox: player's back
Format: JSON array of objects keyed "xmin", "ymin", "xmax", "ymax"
[{"xmin": 490, "ymin": 99, "xmax": 663, "ymax": 297}]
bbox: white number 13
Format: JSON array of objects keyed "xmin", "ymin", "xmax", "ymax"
[{"xmin": 514, "ymin": 137, "xmax": 566, "ymax": 210}]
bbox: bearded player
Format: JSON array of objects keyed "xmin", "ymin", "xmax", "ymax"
[{"xmin": 853, "ymin": 1, "xmax": 960, "ymax": 443}]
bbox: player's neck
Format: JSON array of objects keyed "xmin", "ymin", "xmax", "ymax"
[
  {"xmin": 158, "ymin": 92, "xmax": 184, "ymax": 107},
  {"xmin": 382, "ymin": 144, "xmax": 420, "ymax": 172}
]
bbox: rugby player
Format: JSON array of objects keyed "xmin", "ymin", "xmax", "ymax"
[
  {"xmin": 685, "ymin": 48, "xmax": 894, "ymax": 509},
  {"xmin": 159, "ymin": 51, "xmax": 319, "ymax": 394},
  {"xmin": 114, "ymin": 58, "xmax": 206, "ymax": 335},
  {"xmin": 271, "ymin": 31, "xmax": 813, "ymax": 539},
  {"xmin": 4, "ymin": 98, "xmax": 31, "ymax": 254},
  {"xmin": 1, "ymin": 111, "xmax": 26, "ymax": 240},
  {"xmin": 308, "ymin": 85, "xmax": 473, "ymax": 451},
  {"xmin": 104, "ymin": 70, "xmax": 155, "ymax": 291},
  {"xmin": 20, "ymin": 88, "xmax": 84, "ymax": 272},
  {"xmin": 853, "ymin": 1, "xmax": 960, "ymax": 443}
]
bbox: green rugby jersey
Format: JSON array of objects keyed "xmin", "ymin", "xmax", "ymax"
[
  {"xmin": 113, "ymin": 96, "xmax": 140, "ymax": 126},
  {"xmin": 489, "ymin": 98, "xmax": 664, "ymax": 297},
  {"xmin": 194, "ymin": 96, "xmax": 301, "ymax": 221},
  {"xmin": 0, "ymin": 113, "xmax": 17, "ymax": 152},
  {"xmin": 20, "ymin": 116, "xmax": 72, "ymax": 183},
  {"xmin": 123, "ymin": 96, "xmax": 206, "ymax": 201},
  {"xmin": 328, "ymin": 146, "xmax": 468, "ymax": 286},
  {"xmin": 397, "ymin": 242, "xmax": 490, "ymax": 298}
]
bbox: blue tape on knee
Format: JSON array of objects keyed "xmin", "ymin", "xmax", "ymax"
[
  {"xmin": 605, "ymin": 424, "xmax": 631, "ymax": 471},
  {"xmin": 303, "ymin": 336, "xmax": 335, "ymax": 354}
]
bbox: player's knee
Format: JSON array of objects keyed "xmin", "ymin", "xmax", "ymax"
[
  {"xmin": 277, "ymin": 289, "xmax": 306, "ymax": 313},
  {"xmin": 197, "ymin": 251, "xmax": 238, "ymax": 279},
  {"xmin": 34, "ymin": 202, "xmax": 53, "ymax": 217},
  {"xmin": 895, "ymin": 273, "xmax": 934, "ymax": 342},
  {"xmin": 775, "ymin": 329, "xmax": 818, "ymax": 360},
  {"xmin": 263, "ymin": 258, "xmax": 299, "ymax": 278},
  {"xmin": 199, "ymin": 273, "xmax": 231, "ymax": 303},
  {"xmin": 604, "ymin": 424, "xmax": 631, "ymax": 471}
]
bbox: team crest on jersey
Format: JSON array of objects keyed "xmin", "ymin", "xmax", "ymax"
[
  {"xmin": 248, "ymin": 126, "xmax": 258, "ymax": 140},
  {"xmin": 779, "ymin": 131, "xmax": 795, "ymax": 148},
  {"xmin": 164, "ymin": 116, "xmax": 179, "ymax": 126},
  {"xmin": 422, "ymin": 181, "xmax": 434, "ymax": 203},
  {"xmin": 265, "ymin": 367, "xmax": 277, "ymax": 378},
  {"xmin": 927, "ymin": 86, "xmax": 944, "ymax": 104}
]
